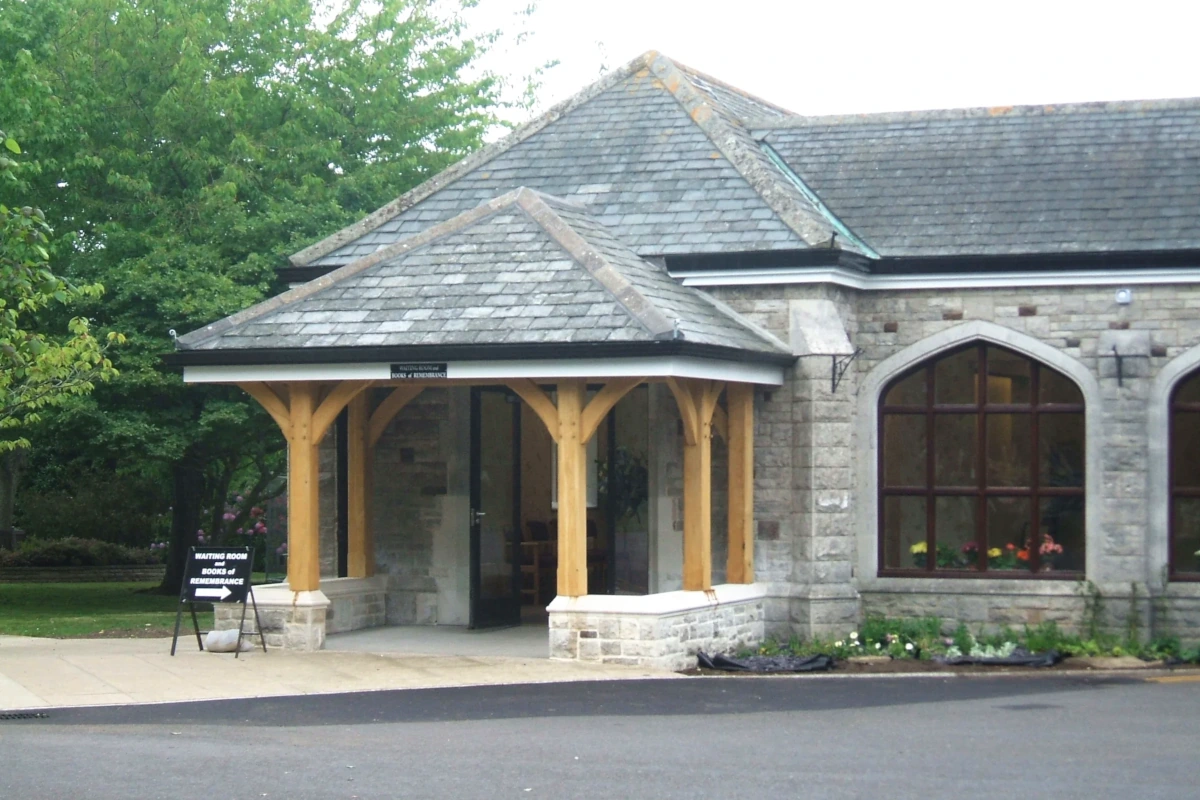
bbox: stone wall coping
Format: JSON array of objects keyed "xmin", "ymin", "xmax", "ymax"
[
  {"xmin": 316, "ymin": 576, "xmax": 388, "ymax": 597},
  {"xmin": 547, "ymin": 583, "xmax": 766, "ymax": 616},
  {"xmin": 251, "ymin": 583, "xmax": 331, "ymax": 608},
  {"xmin": 858, "ymin": 578, "xmax": 1083, "ymax": 597}
]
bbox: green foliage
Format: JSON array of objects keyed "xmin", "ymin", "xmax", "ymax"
[
  {"xmin": 0, "ymin": 130, "xmax": 122, "ymax": 450},
  {"xmin": 15, "ymin": 475, "xmax": 169, "ymax": 547},
  {"xmin": 0, "ymin": 536, "xmax": 159, "ymax": 567},
  {"xmin": 0, "ymin": 0, "xmax": 513, "ymax": 589}
]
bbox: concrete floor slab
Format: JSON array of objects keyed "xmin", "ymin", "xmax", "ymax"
[{"xmin": 324, "ymin": 624, "xmax": 550, "ymax": 658}]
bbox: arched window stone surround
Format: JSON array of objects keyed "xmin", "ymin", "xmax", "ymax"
[
  {"xmin": 855, "ymin": 321, "xmax": 1103, "ymax": 587},
  {"xmin": 1148, "ymin": 342, "xmax": 1200, "ymax": 590}
]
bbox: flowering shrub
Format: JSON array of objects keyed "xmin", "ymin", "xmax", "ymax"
[{"xmin": 912, "ymin": 534, "xmax": 1066, "ymax": 571}]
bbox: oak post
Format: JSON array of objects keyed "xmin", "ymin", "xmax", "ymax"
[
  {"xmin": 727, "ymin": 383, "xmax": 755, "ymax": 583},
  {"xmin": 556, "ymin": 380, "xmax": 588, "ymax": 597},
  {"xmin": 287, "ymin": 383, "xmax": 321, "ymax": 592},
  {"xmin": 346, "ymin": 392, "xmax": 373, "ymax": 578}
]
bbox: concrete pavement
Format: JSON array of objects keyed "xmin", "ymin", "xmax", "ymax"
[{"xmin": 0, "ymin": 628, "xmax": 677, "ymax": 711}]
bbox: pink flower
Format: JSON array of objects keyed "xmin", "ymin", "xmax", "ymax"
[
  {"xmin": 236, "ymin": 527, "xmax": 244, "ymax": 535},
  {"xmin": 222, "ymin": 512, "xmax": 236, "ymax": 522},
  {"xmin": 250, "ymin": 507, "xmax": 264, "ymax": 518}
]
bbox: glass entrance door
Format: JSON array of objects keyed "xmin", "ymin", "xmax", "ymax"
[{"xmin": 469, "ymin": 387, "xmax": 522, "ymax": 628}]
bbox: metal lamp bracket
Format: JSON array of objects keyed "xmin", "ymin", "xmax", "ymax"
[{"xmin": 831, "ymin": 347, "xmax": 864, "ymax": 393}]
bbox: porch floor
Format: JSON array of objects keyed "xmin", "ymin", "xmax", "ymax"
[{"xmin": 324, "ymin": 623, "xmax": 549, "ymax": 659}]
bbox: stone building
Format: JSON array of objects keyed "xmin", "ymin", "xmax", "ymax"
[{"xmin": 173, "ymin": 51, "xmax": 1200, "ymax": 668}]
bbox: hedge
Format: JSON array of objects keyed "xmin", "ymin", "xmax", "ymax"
[{"xmin": 0, "ymin": 537, "xmax": 161, "ymax": 568}]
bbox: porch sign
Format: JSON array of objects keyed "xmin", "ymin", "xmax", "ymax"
[
  {"xmin": 170, "ymin": 546, "xmax": 267, "ymax": 657},
  {"xmin": 391, "ymin": 362, "xmax": 447, "ymax": 380}
]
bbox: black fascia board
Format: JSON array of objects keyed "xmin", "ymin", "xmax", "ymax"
[
  {"xmin": 872, "ymin": 249, "xmax": 1200, "ymax": 274},
  {"xmin": 163, "ymin": 339, "xmax": 798, "ymax": 369},
  {"xmin": 662, "ymin": 248, "xmax": 870, "ymax": 273}
]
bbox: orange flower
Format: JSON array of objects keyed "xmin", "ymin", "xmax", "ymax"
[{"xmin": 1016, "ymin": 549, "xmax": 1030, "ymax": 561}]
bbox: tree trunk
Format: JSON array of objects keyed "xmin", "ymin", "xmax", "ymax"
[
  {"xmin": 159, "ymin": 452, "xmax": 206, "ymax": 595},
  {"xmin": 0, "ymin": 449, "xmax": 27, "ymax": 546}
]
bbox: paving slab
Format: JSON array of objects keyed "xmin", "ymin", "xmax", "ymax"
[{"xmin": 0, "ymin": 633, "xmax": 677, "ymax": 711}]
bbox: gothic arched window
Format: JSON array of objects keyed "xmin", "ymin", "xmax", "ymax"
[
  {"xmin": 1171, "ymin": 370, "xmax": 1200, "ymax": 578},
  {"xmin": 879, "ymin": 343, "xmax": 1085, "ymax": 576}
]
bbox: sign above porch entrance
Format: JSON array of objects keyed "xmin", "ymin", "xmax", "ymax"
[{"xmin": 170, "ymin": 188, "xmax": 794, "ymax": 382}]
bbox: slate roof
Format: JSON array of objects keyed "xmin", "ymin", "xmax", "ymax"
[
  {"xmin": 291, "ymin": 51, "xmax": 846, "ymax": 270},
  {"xmin": 177, "ymin": 189, "xmax": 790, "ymax": 359},
  {"xmin": 756, "ymin": 99, "xmax": 1200, "ymax": 257}
]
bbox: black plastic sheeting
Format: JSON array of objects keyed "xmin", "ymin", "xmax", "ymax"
[
  {"xmin": 932, "ymin": 648, "xmax": 1062, "ymax": 667},
  {"xmin": 696, "ymin": 652, "xmax": 835, "ymax": 673}
]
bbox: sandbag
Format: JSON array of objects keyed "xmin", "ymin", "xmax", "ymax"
[
  {"xmin": 696, "ymin": 652, "xmax": 834, "ymax": 673},
  {"xmin": 204, "ymin": 629, "xmax": 254, "ymax": 653}
]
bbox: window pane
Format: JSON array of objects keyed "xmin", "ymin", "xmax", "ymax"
[
  {"xmin": 1174, "ymin": 412, "xmax": 1200, "ymax": 488},
  {"xmin": 1040, "ymin": 497, "xmax": 1085, "ymax": 573},
  {"xmin": 987, "ymin": 349, "xmax": 1032, "ymax": 404},
  {"xmin": 987, "ymin": 497, "xmax": 1033, "ymax": 571},
  {"xmin": 986, "ymin": 414, "xmax": 1031, "ymax": 487},
  {"xmin": 935, "ymin": 495, "xmax": 978, "ymax": 570},
  {"xmin": 1040, "ymin": 369, "xmax": 1083, "ymax": 405},
  {"xmin": 1040, "ymin": 414, "xmax": 1085, "ymax": 487},
  {"xmin": 883, "ymin": 415, "xmax": 926, "ymax": 487},
  {"xmin": 933, "ymin": 414, "xmax": 977, "ymax": 486},
  {"xmin": 1177, "ymin": 372, "xmax": 1200, "ymax": 405},
  {"xmin": 1173, "ymin": 498, "xmax": 1200, "ymax": 574},
  {"xmin": 885, "ymin": 369, "xmax": 926, "ymax": 406},
  {"xmin": 882, "ymin": 496, "xmax": 928, "ymax": 570},
  {"xmin": 934, "ymin": 348, "xmax": 979, "ymax": 405}
]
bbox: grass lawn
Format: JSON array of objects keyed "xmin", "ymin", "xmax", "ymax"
[{"xmin": 0, "ymin": 582, "xmax": 210, "ymax": 638}]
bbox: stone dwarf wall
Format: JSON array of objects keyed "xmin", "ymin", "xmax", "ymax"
[
  {"xmin": 213, "ymin": 584, "xmax": 329, "ymax": 651},
  {"xmin": 707, "ymin": 280, "xmax": 1200, "ymax": 643},
  {"xmin": 321, "ymin": 576, "xmax": 387, "ymax": 635},
  {"xmin": 548, "ymin": 584, "xmax": 766, "ymax": 671},
  {"xmin": 0, "ymin": 565, "xmax": 166, "ymax": 583}
]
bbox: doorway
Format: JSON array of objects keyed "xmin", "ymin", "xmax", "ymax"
[{"xmin": 469, "ymin": 387, "xmax": 522, "ymax": 628}]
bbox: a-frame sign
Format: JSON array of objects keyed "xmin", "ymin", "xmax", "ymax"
[{"xmin": 170, "ymin": 546, "xmax": 267, "ymax": 657}]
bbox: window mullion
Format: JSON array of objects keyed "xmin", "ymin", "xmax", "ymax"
[
  {"xmin": 925, "ymin": 364, "xmax": 937, "ymax": 573},
  {"xmin": 977, "ymin": 344, "xmax": 988, "ymax": 572},
  {"xmin": 1030, "ymin": 362, "xmax": 1042, "ymax": 573}
]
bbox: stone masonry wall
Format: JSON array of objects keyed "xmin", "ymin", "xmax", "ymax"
[
  {"xmin": 373, "ymin": 388, "xmax": 451, "ymax": 624},
  {"xmin": 709, "ymin": 281, "xmax": 1200, "ymax": 643},
  {"xmin": 549, "ymin": 593, "xmax": 765, "ymax": 671}
]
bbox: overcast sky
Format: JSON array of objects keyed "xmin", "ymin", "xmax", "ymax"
[{"xmin": 471, "ymin": 0, "xmax": 1200, "ymax": 117}]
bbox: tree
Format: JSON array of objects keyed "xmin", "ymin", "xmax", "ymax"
[
  {"xmin": 0, "ymin": 0, "xmax": 510, "ymax": 592},
  {"xmin": 0, "ymin": 126, "xmax": 123, "ymax": 538}
]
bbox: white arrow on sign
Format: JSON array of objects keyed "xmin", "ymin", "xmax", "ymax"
[{"xmin": 195, "ymin": 586, "xmax": 232, "ymax": 600}]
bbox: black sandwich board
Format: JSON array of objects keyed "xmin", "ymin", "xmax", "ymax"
[{"xmin": 170, "ymin": 546, "xmax": 267, "ymax": 657}]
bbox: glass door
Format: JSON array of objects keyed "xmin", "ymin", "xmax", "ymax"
[{"xmin": 469, "ymin": 387, "xmax": 522, "ymax": 628}]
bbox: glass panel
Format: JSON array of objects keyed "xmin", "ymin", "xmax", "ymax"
[
  {"xmin": 1040, "ymin": 414, "xmax": 1085, "ymax": 487},
  {"xmin": 1174, "ymin": 412, "xmax": 1200, "ymax": 488},
  {"xmin": 1039, "ymin": 369, "xmax": 1083, "ymax": 405},
  {"xmin": 987, "ymin": 497, "xmax": 1033, "ymax": 571},
  {"xmin": 934, "ymin": 347, "xmax": 979, "ymax": 405},
  {"xmin": 1040, "ymin": 497, "xmax": 1084, "ymax": 573},
  {"xmin": 885, "ymin": 369, "xmax": 926, "ymax": 406},
  {"xmin": 1177, "ymin": 372, "xmax": 1200, "ymax": 405},
  {"xmin": 611, "ymin": 387, "xmax": 649, "ymax": 594},
  {"xmin": 882, "ymin": 496, "xmax": 928, "ymax": 570},
  {"xmin": 987, "ymin": 349, "xmax": 1032, "ymax": 405},
  {"xmin": 1173, "ymin": 498, "xmax": 1200, "ymax": 574},
  {"xmin": 882, "ymin": 415, "xmax": 926, "ymax": 487},
  {"xmin": 933, "ymin": 414, "xmax": 977, "ymax": 486},
  {"xmin": 935, "ymin": 495, "xmax": 978, "ymax": 570},
  {"xmin": 479, "ymin": 391, "xmax": 515, "ymax": 602},
  {"xmin": 986, "ymin": 414, "xmax": 1031, "ymax": 487}
]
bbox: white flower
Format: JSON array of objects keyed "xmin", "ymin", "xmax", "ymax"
[
  {"xmin": 834, "ymin": 641, "xmax": 843, "ymax": 647},
  {"xmin": 905, "ymin": 642, "xmax": 914, "ymax": 651},
  {"xmin": 875, "ymin": 643, "xmax": 882, "ymax": 650},
  {"xmin": 849, "ymin": 631, "xmax": 858, "ymax": 639}
]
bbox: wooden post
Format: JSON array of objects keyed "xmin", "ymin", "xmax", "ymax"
[
  {"xmin": 727, "ymin": 383, "xmax": 755, "ymax": 584},
  {"xmin": 237, "ymin": 380, "xmax": 374, "ymax": 594},
  {"xmin": 346, "ymin": 393, "xmax": 373, "ymax": 578},
  {"xmin": 556, "ymin": 380, "xmax": 588, "ymax": 597},
  {"xmin": 668, "ymin": 378, "xmax": 722, "ymax": 592},
  {"xmin": 287, "ymin": 382, "xmax": 321, "ymax": 592}
]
